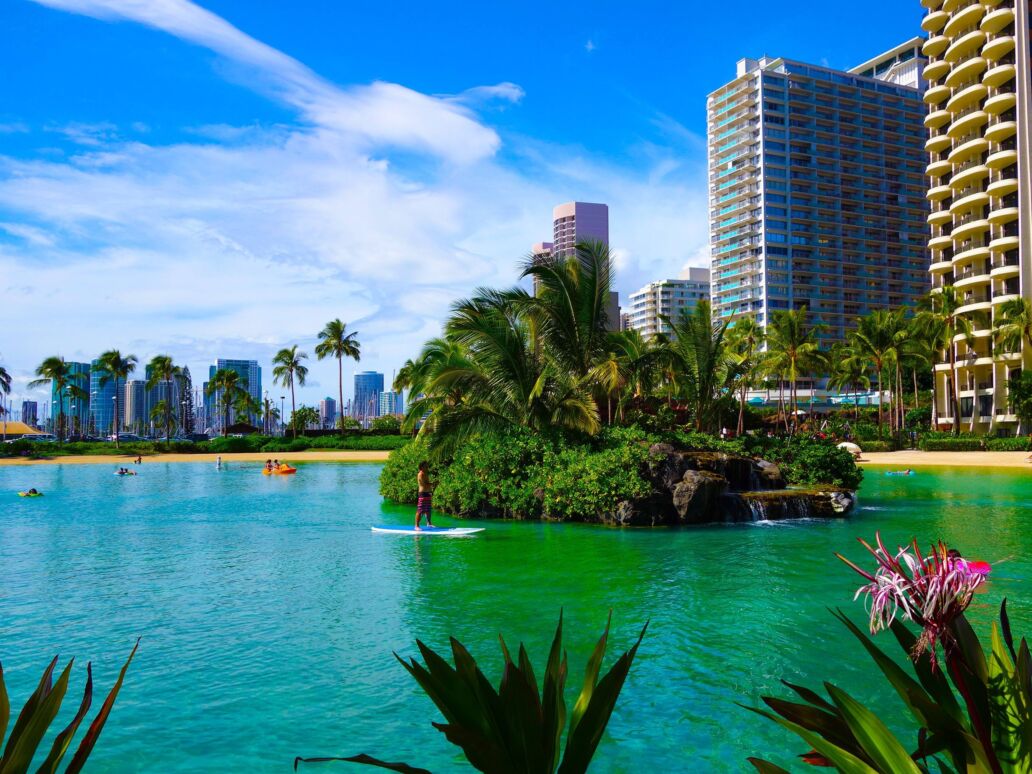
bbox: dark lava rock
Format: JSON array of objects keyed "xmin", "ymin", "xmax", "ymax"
[{"xmin": 672, "ymin": 470, "xmax": 728, "ymax": 524}]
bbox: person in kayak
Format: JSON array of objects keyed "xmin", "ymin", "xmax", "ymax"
[{"xmin": 414, "ymin": 461, "xmax": 434, "ymax": 531}]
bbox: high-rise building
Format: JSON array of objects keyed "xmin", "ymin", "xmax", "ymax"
[
  {"xmin": 922, "ymin": 0, "xmax": 1031, "ymax": 434},
  {"xmin": 180, "ymin": 366, "xmax": 194, "ymax": 433},
  {"xmin": 51, "ymin": 361, "xmax": 90, "ymax": 434},
  {"xmin": 707, "ymin": 41, "xmax": 929, "ymax": 343},
  {"xmin": 379, "ymin": 390, "xmax": 404, "ymax": 417},
  {"xmin": 89, "ymin": 359, "xmax": 118, "ymax": 437},
  {"xmin": 124, "ymin": 380, "xmax": 148, "ymax": 432},
  {"xmin": 319, "ymin": 397, "xmax": 337, "ymax": 428},
  {"xmin": 353, "ymin": 371, "xmax": 384, "ymax": 423},
  {"xmin": 552, "ymin": 202, "xmax": 609, "ymax": 258},
  {"xmin": 626, "ymin": 268, "xmax": 712, "ymax": 338},
  {"xmin": 20, "ymin": 400, "xmax": 38, "ymax": 427},
  {"xmin": 206, "ymin": 359, "xmax": 262, "ymax": 432},
  {"xmin": 535, "ymin": 202, "xmax": 621, "ymax": 330}
]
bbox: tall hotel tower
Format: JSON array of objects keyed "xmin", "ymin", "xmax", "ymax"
[
  {"xmin": 922, "ymin": 0, "xmax": 1032, "ymax": 434},
  {"xmin": 707, "ymin": 41, "xmax": 929, "ymax": 343}
]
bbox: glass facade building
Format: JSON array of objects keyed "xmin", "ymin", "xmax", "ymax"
[
  {"xmin": 51, "ymin": 361, "xmax": 90, "ymax": 434},
  {"xmin": 352, "ymin": 371, "xmax": 384, "ymax": 423},
  {"xmin": 707, "ymin": 41, "xmax": 929, "ymax": 344},
  {"xmin": 378, "ymin": 390, "xmax": 404, "ymax": 417},
  {"xmin": 922, "ymin": 0, "xmax": 1032, "ymax": 434},
  {"xmin": 89, "ymin": 359, "xmax": 118, "ymax": 437},
  {"xmin": 205, "ymin": 359, "xmax": 262, "ymax": 432}
]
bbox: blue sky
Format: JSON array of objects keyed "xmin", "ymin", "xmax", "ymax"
[{"xmin": 0, "ymin": 0, "xmax": 923, "ymax": 412}]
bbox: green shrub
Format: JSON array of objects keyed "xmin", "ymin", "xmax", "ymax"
[
  {"xmin": 538, "ymin": 443, "xmax": 653, "ymax": 521},
  {"xmin": 434, "ymin": 428, "xmax": 556, "ymax": 518},
  {"xmin": 662, "ymin": 430, "xmax": 744, "ymax": 455},
  {"xmin": 904, "ymin": 406, "xmax": 932, "ymax": 429},
  {"xmin": 302, "ymin": 435, "xmax": 410, "ymax": 451},
  {"xmin": 742, "ymin": 436, "xmax": 863, "ymax": 489},
  {"xmin": 379, "ymin": 439, "xmax": 436, "ymax": 504},
  {"xmin": 369, "ymin": 415, "xmax": 402, "ymax": 432},
  {"xmin": 858, "ymin": 440, "xmax": 896, "ymax": 453},
  {"xmin": 919, "ymin": 437, "xmax": 986, "ymax": 451},
  {"xmin": 202, "ymin": 435, "xmax": 268, "ymax": 453},
  {"xmin": 985, "ymin": 436, "xmax": 1032, "ymax": 451}
]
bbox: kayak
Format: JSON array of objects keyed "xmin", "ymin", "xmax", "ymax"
[
  {"xmin": 262, "ymin": 466, "xmax": 297, "ymax": 476},
  {"xmin": 371, "ymin": 525, "xmax": 484, "ymax": 536},
  {"xmin": 18, "ymin": 492, "xmax": 43, "ymax": 497},
  {"xmin": 114, "ymin": 471, "xmax": 138, "ymax": 476}
]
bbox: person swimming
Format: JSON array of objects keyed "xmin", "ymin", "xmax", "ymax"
[{"xmin": 27, "ymin": 488, "xmax": 39, "ymax": 495}]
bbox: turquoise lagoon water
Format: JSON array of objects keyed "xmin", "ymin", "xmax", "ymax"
[{"xmin": 1, "ymin": 461, "xmax": 1031, "ymax": 772}]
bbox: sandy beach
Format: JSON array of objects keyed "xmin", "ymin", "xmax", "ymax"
[
  {"xmin": 0, "ymin": 450, "xmax": 391, "ymax": 466},
  {"xmin": 860, "ymin": 450, "xmax": 1032, "ymax": 470}
]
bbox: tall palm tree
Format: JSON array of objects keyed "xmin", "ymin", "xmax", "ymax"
[
  {"xmin": 849, "ymin": 310, "xmax": 904, "ymax": 434},
  {"xmin": 315, "ymin": 319, "xmax": 361, "ymax": 434},
  {"xmin": 660, "ymin": 300, "xmax": 737, "ymax": 433},
  {"xmin": 94, "ymin": 350, "xmax": 138, "ymax": 448},
  {"xmin": 272, "ymin": 346, "xmax": 309, "ymax": 438},
  {"xmin": 146, "ymin": 354, "xmax": 182, "ymax": 445},
  {"xmin": 0, "ymin": 363, "xmax": 10, "ymax": 426},
  {"xmin": 205, "ymin": 368, "xmax": 249, "ymax": 436},
  {"xmin": 765, "ymin": 308, "xmax": 826, "ymax": 431},
  {"xmin": 725, "ymin": 316, "xmax": 765, "ymax": 436},
  {"xmin": 94, "ymin": 350, "xmax": 137, "ymax": 448},
  {"xmin": 28, "ymin": 357, "xmax": 88, "ymax": 442},
  {"xmin": 917, "ymin": 286, "xmax": 973, "ymax": 435}
]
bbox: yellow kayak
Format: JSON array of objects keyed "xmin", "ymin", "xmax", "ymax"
[{"xmin": 18, "ymin": 492, "xmax": 43, "ymax": 497}]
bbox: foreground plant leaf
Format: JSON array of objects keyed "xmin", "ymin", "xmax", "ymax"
[{"xmin": 297, "ymin": 613, "xmax": 645, "ymax": 773}]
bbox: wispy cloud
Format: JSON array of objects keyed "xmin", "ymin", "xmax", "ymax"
[
  {"xmin": 585, "ymin": 39, "xmax": 596, "ymax": 53},
  {"xmin": 3, "ymin": 0, "xmax": 710, "ymax": 406}
]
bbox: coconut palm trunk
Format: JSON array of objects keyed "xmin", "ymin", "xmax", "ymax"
[{"xmin": 289, "ymin": 377, "xmax": 297, "ymax": 438}]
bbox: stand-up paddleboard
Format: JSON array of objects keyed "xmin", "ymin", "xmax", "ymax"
[{"xmin": 371, "ymin": 525, "xmax": 484, "ymax": 536}]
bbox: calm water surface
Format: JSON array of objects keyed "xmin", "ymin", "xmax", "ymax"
[{"xmin": 1, "ymin": 461, "xmax": 1030, "ymax": 772}]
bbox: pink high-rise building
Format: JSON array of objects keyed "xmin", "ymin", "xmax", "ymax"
[{"xmin": 551, "ymin": 202, "xmax": 609, "ymax": 258}]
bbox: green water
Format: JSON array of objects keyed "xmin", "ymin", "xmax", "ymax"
[{"xmin": 0, "ymin": 462, "xmax": 1030, "ymax": 772}]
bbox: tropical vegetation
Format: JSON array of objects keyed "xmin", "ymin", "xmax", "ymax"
[
  {"xmin": 93, "ymin": 350, "xmax": 138, "ymax": 448},
  {"xmin": 205, "ymin": 368, "xmax": 254, "ymax": 437},
  {"xmin": 27, "ymin": 357, "xmax": 88, "ymax": 441},
  {"xmin": 748, "ymin": 534, "xmax": 1031, "ymax": 773},
  {"xmin": 0, "ymin": 640, "xmax": 138, "ymax": 773},
  {"xmin": 145, "ymin": 354, "xmax": 183, "ymax": 444},
  {"xmin": 296, "ymin": 614, "xmax": 646, "ymax": 774}
]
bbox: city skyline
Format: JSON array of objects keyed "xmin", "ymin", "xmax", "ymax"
[{"xmin": 0, "ymin": 0, "xmax": 923, "ymax": 408}]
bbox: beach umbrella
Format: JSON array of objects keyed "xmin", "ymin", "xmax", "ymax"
[{"xmin": 837, "ymin": 442, "xmax": 862, "ymax": 454}]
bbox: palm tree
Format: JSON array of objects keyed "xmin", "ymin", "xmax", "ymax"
[
  {"xmin": 917, "ymin": 286, "xmax": 973, "ymax": 435},
  {"xmin": 94, "ymin": 350, "xmax": 138, "ymax": 448},
  {"xmin": 725, "ymin": 316, "xmax": 765, "ymax": 436},
  {"xmin": 765, "ymin": 308, "xmax": 826, "ymax": 431},
  {"xmin": 28, "ymin": 357, "xmax": 88, "ymax": 442},
  {"xmin": 205, "ymin": 368, "xmax": 249, "ymax": 436},
  {"xmin": 520, "ymin": 240, "xmax": 613, "ymax": 378},
  {"xmin": 315, "ymin": 319, "xmax": 361, "ymax": 433},
  {"xmin": 145, "ymin": 355, "xmax": 182, "ymax": 445},
  {"xmin": 272, "ymin": 346, "xmax": 309, "ymax": 438},
  {"xmin": 994, "ymin": 297, "xmax": 1032, "ymax": 357},
  {"xmin": 148, "ymin": 400, "xmax": 176, "ymax": 438},
  {"xmin": 660, "ymin": 300, "xmax": 737, "ymax": 433},
  {"xmin": 827, "ymin": 342, "xmax": 872, "ymax": 421},
  {"xmin": 0, "ymin": 363, "xmax": 10, "ymax": 427},
  {"xmin": 849, "ymin": 310, "xmax": 904, "ymax": 434}
]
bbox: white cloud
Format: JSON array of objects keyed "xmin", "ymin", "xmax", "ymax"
[
  {"xmin": 3, "ymin": 0, "xmax": 710, "ymax": 409},
  {"xmin": 585, "ymin": 39, "xmax": 596, "ymax": 53}
]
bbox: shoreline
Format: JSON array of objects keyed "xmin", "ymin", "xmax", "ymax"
[
  {"xmin": 0, "ymin": 450, "xmax": 391, "ymax": 466},
  {"xmin": 859, "ymin": 450, "xmax": 1031, "ymax": 470}
]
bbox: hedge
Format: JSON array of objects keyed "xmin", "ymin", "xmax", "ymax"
[
  {"xmin": 986, "ymin": 437, "xmax": 1032, "ymax": 451},
  {"xmin": 859, "ymin": 440, "xmax": 896, "ymax": 453},
  {"xmin": 918, "ymin": 437, "xmax": 986, "ymax": 452}
]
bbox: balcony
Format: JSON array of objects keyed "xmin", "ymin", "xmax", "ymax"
[
  {"xmin": 953, "ymin": 241, "xmax": 991, "ymax": 264},
  {"xmin": 980, "ymin": 5, "xmax": 1014, "ymax": 34},
  {"xmin": 926, "ymin": 158, "xmax": 953, "ymax": 178},
  {"xmin": 928, "ymin": 208, "xmax": 954, "ymax": 226},
  {"xmin": 947, "ymin": 82, "xmax": 988, "ymax": 113},
  {"xmin": 945, "ymin": 29, "xmax": 986, "ymax": 62},
  {"xmin": 952, "ymin": 218, "xmax": 990, "ymax": 242},
  {"xmin": 929, "ymin": 233, "xmax": 955, "ymax": 251},
  {"xmin": 925, "ymin": 108, "xmax": 952, "ymax": 129},
  {"xmin": 950, "ymin": 189, "xmax": 990, "ymax": 213},
  {"xmin": 924, "ymin": 34, "xmax": 950, "ymax": 58},
  {"xmin": 987, "ymin": 205, "xmax": 1018, "ymax": 226},
  {"xmin": 986, "ymin": 172, "xmax": 1018, "ymax": 198},
  {"xmin": 947, "ymin": 134, "xmax": 988, "ymax": 162},
  {"xmin": 923, "ymin": 8, "xmax": 950, "ymax": 32},
  {"xmin": 986, "ymin": 147, "xmax": 1017, "ymax": 169},
  {"xmin": 924, "ymin": 83, "xmax": 952, "ymax": 105},
  {"xmin": 984, "ymin": 62, "xmax": 1015, "ymax": 88},
  {"xmin": 926, "ymin": 132, "xmax": 952, "ymax": 153},
  {"xmin": 982, "ymin": 34, "xmax": 1015, "ymax": 61},
  {"xmin": 947, "ymin": 108, "xmax": 987, "ymax": 137},
  {"xmin": 949, "ymin": 160, "xmax": 989, "ymax": 189},
  {"xmin": 983, "ymin": 91, "xmax": 1015, "ymax": 116},
  {"xmin": 946, "ymin": 56, "xmax": 988, "ymax": 89},
  {"xmin": 927, "ymin": 183, "xmax": 953, "ymax": 201},
  {"xmin": 924, "ymin": 58, "xmax": 951, "ymax": 82},
  {"xmin": 984, "ymin": 119, "xmax": 1016, "ymax": 143},
  {"xmin": 944, "ymin": 3, "xmax": 985, "ymax": 36}
]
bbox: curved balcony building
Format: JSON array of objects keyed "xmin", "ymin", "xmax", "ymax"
[{"xmin": 923, "ymin": 0, "xmax": 1032, "ymax": 434}]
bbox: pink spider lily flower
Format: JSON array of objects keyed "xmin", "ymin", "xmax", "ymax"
[{"xmin": 837, "ymin": 533, "xmax": 988, "ymax": 665}]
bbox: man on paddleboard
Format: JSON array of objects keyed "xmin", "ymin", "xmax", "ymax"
[{"xmin": 414, "ymin": 461, "xmax": 434, "ymax": 531}]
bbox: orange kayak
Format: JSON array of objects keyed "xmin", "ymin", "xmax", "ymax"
[{"xmin": 261, "ymin": 466, "xmax": 297, "ymax": 476}]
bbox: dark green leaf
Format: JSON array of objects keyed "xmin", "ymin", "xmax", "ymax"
[
  {"xmin": 825, "ymin": 683, "xmax": 922, "ymax": 773},
  {"xmin": 1, "ymin": 659, "xmax": 73, "ymax": 774},
  {"xmin": 568, "ymin": 612, "xmax": 612, "ymax": 737},
  {"xmin": 1, "ymin": 657, "xmax": 58, "ymax": 764},
  {"xmin": 64, "ymin": 638, "xmax": 139, "ymax": 774},
  {"xmin": 746, "ymin": 758, "xmax": 792, "ymax": 774},
  {"xmin": 36, "ymin": 662, "xmax": 94, "ymax": 774}
]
